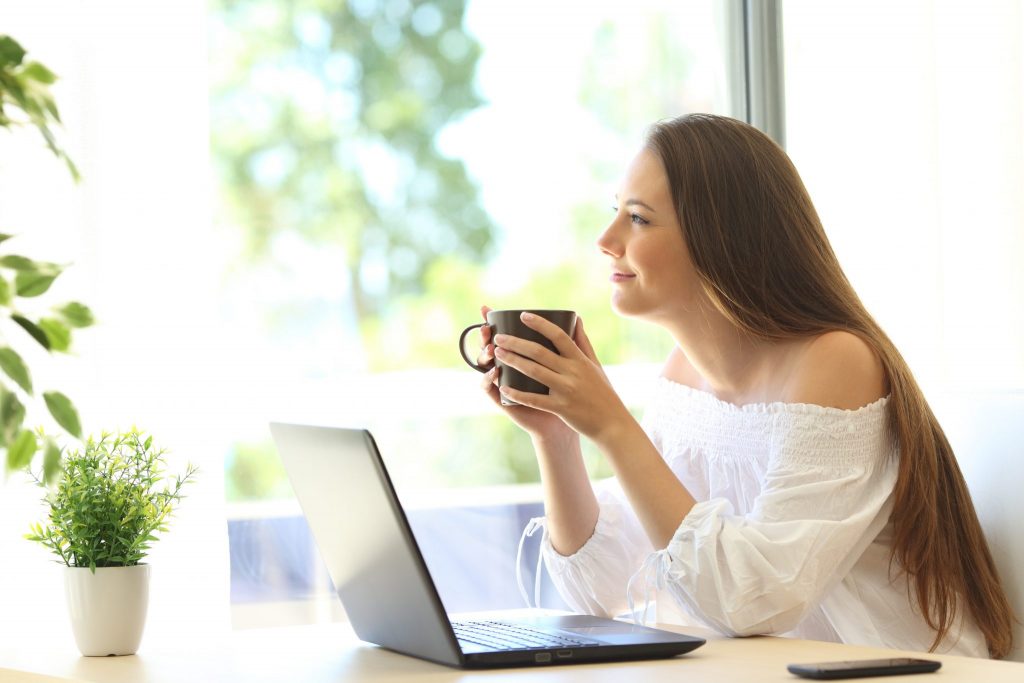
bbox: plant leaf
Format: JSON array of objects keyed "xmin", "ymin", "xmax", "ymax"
[
  {"xmin": 0, "ymin": 233, "xmax": 14, "ymax": 245},
  {"xmin": 43, "ymin": 391, "xmax": 82, "ymax": 439},
  {"xmin": 0, "ymin": 277, "xmax": 10, "ymax": 307},
  {"xmin": 0, "ymin": 36, "xmax": 26, "ymax": 67},
  {"xmin": 0, "ymin": 388, "xmax": 25, "ymax": 446},
  {"xmin": 21, "ymin": 61, "xmax": 57, "ymax": 85},
  {"xmin": 54, "ymin": 302, "xmax": 94, "ymax": 328},
  {"xmin": 15, "ymin": 270, "xmax": 58, "ymax": 297},
  {"xmin": 62, "ymin": 154, "xmax": 80, "ymax": 183},
  {"xmin": 0, "ymin": 255, "xmax": 37, "ymax": 270},
  {"xmin": 11, "ymin": 314, "xmax": 51, "ymax": 350},
  {"xmin": 42, "ymin": 436, "xmax": 62, "ymax": 484},
  {"xmin": 38, "ymin": 318, "xmax": 71, "ymax": 352},
  {"xmin": 0, "ymin": 347, "xmax": 32, "ymax": 394},
  {"xmin": 42, "ymin": 94, "xmax": 60, "ymax": 122},
  {"xmin": 6, "ymin": 428, "xmax": 37, "ymax": 470}
]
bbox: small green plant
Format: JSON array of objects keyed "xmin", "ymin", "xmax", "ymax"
[{"xmin": 27, "ymin": 430, "xmax": 197, "ymax": 571}]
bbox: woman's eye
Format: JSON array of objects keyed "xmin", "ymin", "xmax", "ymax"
[{"xmin": 612, "ymin": 206, "xmax": 649, "ymax": 225}]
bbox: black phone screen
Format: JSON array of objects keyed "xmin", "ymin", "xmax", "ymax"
[{"xmin": 787, "ymin": 657, "xmax": 942, "ymax": 680}]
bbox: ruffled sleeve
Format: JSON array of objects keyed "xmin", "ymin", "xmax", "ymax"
[
  {"xmin": 539, "ymin": 477, "xmax": 654, "ymax": 617},
  {"xmin": 659, "ymin": 401, "xmax": 898, "ymax": 636}
]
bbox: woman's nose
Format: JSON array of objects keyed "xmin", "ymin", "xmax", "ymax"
[{"xmin": 596, "ymin": 219, "xmax": 624, "ymax": 257}]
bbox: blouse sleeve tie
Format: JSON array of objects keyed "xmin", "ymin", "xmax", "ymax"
[
  {"xmin": 516, "ymin": 516, "xmax": 547, "ymax": 608},
  {"xmin": 627, "ymin": 547, "xmax": 674, "ymax": 626}
]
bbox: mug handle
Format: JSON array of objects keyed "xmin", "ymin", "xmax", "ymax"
[{"xmin": 458, "ymin": 323, "xmax": 491, "ymax": 372}]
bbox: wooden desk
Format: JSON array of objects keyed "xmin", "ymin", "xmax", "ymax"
[{"xmin": 1, "ymin": 619, "xmax": 1020, "ymax": 683}]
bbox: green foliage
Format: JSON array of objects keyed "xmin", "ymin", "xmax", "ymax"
[
  {"xmin": 579, "ymin": 17, "xmax": 697, "ymax": 137},
  {"xmin": 0, "ymin": 35, "xmax": 78, "ymax": 179},
  {"xmin": 360, "ymin": 241, "xmax": 671, "ymax": 373},
  {"xmin": 411, "ymin": 415, "xmax": 617, "ymax": 487},
  {"xmin": 0, "ymin": 35, "xmax": 93, "ymax": 482},
  {"xmin": 0, "ymin": 237, "xmax": 93, "ymax": 480},
  {"xmin": 224, "ymin": 439, "xmax": 292, "ymax": 502},
  {"xmin": 26, "ymin": 430, "xmax": 198, "ymax": 571},
  {"xmin": 210, "ymin": 0, "xmax": 495, "ymax": 318}
]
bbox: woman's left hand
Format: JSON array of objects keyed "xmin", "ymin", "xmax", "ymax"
[{"xmin": 492, "ymin": 312, "xmax": 631, "ymax": 446}]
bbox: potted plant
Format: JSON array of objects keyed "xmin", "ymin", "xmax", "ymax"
[
  {"xmin": 27, "ymin": 429, "xmax": 197, "ymax": 656},
  {"xmin": 1, "ymin": 34, "xmax": 92, "ymax": 482}
]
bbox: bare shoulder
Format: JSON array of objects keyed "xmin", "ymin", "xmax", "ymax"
[{"xmin": 781, "ymin": 331, "xmax": 888, "ymax": 410}]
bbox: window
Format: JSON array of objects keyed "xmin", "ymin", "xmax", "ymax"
[{"xmin": 210, "ymin": 0, "xmax": 738, "ymax": 626}]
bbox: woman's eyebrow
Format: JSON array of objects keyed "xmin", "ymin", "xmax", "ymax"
[{"xmin": 624, "ymin": 198, "xmax": 657, "ymax": 213}]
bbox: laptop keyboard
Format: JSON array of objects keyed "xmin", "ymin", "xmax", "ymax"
[{"xmin": 452, "ymin": 620, "xmax": 601, "ymax": 651}]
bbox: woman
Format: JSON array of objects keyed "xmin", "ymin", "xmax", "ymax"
[{"xmin": 474, "ymin": 114, "xmax": 1013, "ymax": 658}]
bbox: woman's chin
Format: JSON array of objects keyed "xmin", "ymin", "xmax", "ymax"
[{"xmin": 610, "ymin": 295, "xmax": 642, "ymax": 319}]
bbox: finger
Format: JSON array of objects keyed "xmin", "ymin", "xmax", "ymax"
[
  {"xmin": 518, "ymin": 312, "xmax": 581, "ymax": 358},
  {"xmin": 477, "ymin": 306, "xmax": 495, "ymax": 365},
  {"xmin": 494, "ymin": 347, "xmax": 560, "ymax": 387},
  {"xmin": 498, "ymin": 384, "xmax": 554, "ymax": 412},
  {"xmin": 493, "ymin": 333, "xmax": 563, "ymax": 370},
  {"xmin": 475, "ymin": 342, "xmax": 495, "ymax": 368},
  {"xmin": 572, "ymin": 316, "xmax": 600, "ymax": 363},
  {"xmin": 479, "ymin": 367, "xmax": 503, "ymax": 405},
  {"xmin": 480, "ymin": 306, "xmax": 494, "ymax": 344},
  {"xmin": 471, "ymin": 305, "xmax": 494, "ymax": 366}
]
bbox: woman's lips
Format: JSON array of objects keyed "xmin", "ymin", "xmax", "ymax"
[{"xmin": 610, "ymin": 271, "xmax": 636, "ymax": 283}]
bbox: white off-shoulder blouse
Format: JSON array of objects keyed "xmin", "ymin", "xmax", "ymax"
[{"xmin": 536, "ymin": 377, "xmax": 988, "ymax": 657}]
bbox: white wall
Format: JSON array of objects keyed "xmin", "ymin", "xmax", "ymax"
[
  {"xmin": 784, "ymin": 0, "xmax": 1024, "ymax": 395},
  {"xmin": 0, "ymin": 0, "xmax": 231, "ymax": 643}
]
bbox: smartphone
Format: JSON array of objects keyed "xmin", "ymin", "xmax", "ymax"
[{"xmin": 787, "ymin": 657, "xmax": 942, "ymax": 680}]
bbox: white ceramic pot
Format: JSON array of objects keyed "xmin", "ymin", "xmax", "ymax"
[{"xmin": 63, "ymin": 564, "xmax": 150, "ymax": 656}]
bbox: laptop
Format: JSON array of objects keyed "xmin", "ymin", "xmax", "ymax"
[{"xmin": 269, "ymin": 422, "xmax": 705, "ymax": 668}]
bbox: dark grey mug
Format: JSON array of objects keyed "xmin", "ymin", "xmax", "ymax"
[{"xmin": 459, "ymin": 309, "xmax": 577, "ymax": 406}]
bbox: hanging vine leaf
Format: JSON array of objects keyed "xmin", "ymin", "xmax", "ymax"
[
  {"xmin": 38, "ymin": 317, "xmax": 71, "ymax": 352},
  {"xmin": 0, "ymin": 387, "xmax": 25, "ymax": 446},
  {"xmin": 0, "ymin": 36, "xmax": 26, "ymax": 68},
  {"xmin": 43, "ymin": 391, "xmax": 82, "ymax": 439},
  {"xmin": 11, "ymin": 314, "xmax": 51, "ymax": 350},
  {"xmin": 0, "ymin": 254, "xmax": 36, "ymax": 270},
  {"xmin": 54, "ymin": 301, "xmax": 94, "ymax": 328},
  {"xmin": 15, "ymin": 267, "xmax": 60, "ymax": 297},
  {"xmin": 42, "ymin": 435, "xmax": 62, "ymax": 484},
  {"xmin": 0, "ymin": 346, "xmax": 32, "ymax": 394},
  {"xmin": 6, "ymin": 428, "xmax": 36, "ymax": 470}
]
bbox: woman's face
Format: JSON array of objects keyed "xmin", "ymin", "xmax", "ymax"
[{"xmin": 596, "ymin": 148, "xmax": 702, "ymax": 323}]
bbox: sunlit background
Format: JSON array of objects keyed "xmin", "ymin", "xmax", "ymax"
[{"xmin": 0, "ymin": 0, "xmax": 1021, "ymax": 638}]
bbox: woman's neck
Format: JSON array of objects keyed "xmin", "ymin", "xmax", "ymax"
[{"xmin": 658, "ymin": 304, "xmax": 801, "ymax": 405}]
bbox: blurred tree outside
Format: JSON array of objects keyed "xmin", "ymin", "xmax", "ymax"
[
  {"xmin": 212, "ymin": 1, "xmax": 699, "ymax": 499},
  {"xmin": 361, "ymin": 12, "xmax": 706, "ymax": 374},
  {"xmin": 210, "ymin": 0, "xmax": 494, "ymax": 321}
]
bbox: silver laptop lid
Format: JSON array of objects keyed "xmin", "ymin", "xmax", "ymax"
[{"xmin": 269, "ymin": 422, "xmax": 462, "ymax": 666}]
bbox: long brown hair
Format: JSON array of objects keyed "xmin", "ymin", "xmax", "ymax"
[{"xmin": 645, "ymin": 113, "xmax": 1014, "ymax": 658}]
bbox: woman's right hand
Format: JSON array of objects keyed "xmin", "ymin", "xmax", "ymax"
[{"xmin": 477, "ymin": 305, "xmax": 577, "ymax": 443}]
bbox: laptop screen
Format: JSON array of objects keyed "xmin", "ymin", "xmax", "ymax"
[{"xmin": 269, "ymin": 423, "xmax": 462, "ymax": 666}]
